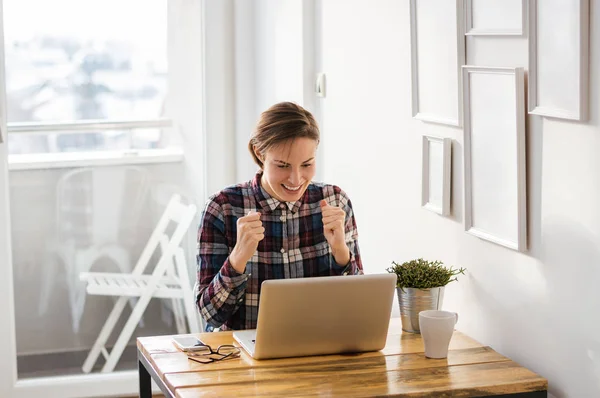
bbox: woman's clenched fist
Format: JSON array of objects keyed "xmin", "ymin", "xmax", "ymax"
[{"xmin": 229, "ymin": 211, "xmax": 265, "ymax": 273}]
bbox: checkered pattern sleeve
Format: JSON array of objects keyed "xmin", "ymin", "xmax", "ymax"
[
  {"xmin": 327, "ymin": 187, "xmax": 363, "ymax": 276},
  {"xmin": 195, "ymin": 197, "xmax": 249, "ymax": 329}
]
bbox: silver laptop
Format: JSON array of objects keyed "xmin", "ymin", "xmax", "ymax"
[{"xmin": 233, "ymin": 273, "xmax": 397, "ymax": 360}]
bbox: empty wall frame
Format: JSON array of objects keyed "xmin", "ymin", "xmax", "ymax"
[
  {"xmin": 465, "ymin": 0, "xmax": 525, "ymax": 36},
  {"xmin": 410, "ymin": 0, "xmax": 465, "ymax": 127},
  {"xmin": 422, "ymin": 136, "xmax": 451, "ymax": 216},
  {"xmin": 462, "ymin": 66, "xmax": 526, "ymax": 251},
  {"xmin": 528, "ymin": 0, "xmax": 589, "ymax": 121}
]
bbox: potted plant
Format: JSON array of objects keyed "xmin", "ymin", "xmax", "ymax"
[{"xmin": 387, "ymin": 258, "xmax": 465, "ymax": 333}]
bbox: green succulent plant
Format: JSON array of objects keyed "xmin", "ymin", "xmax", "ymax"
[{"xmin": 386, "ymin": 258, "xmax": 466, "ymax": 289}]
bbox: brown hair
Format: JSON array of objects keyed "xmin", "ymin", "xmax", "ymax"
[{"xmin": 248, "ymin": 102, "xmax": 320, "ymax": 168}]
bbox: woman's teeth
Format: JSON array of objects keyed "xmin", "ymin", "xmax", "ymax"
[{"xmin": 283, "ymin": 184, "xmax": 301, "ymax": 191}]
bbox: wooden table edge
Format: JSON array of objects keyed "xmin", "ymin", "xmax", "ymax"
[
  {"xmin": 163, "ymin": 355, "xmax": 541, "ymax": 393},
  {"xmin": 170, "ymin": 359, "xmax": 548, "ymax": 398}
]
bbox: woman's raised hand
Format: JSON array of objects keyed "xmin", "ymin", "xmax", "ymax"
[
  {"xmin": 229, "ymin": 211, "xmax": 265, "ymax": 273},
  {"xmin": 320, "ymin": 200, "xmax": 350, "ymax": 265}
]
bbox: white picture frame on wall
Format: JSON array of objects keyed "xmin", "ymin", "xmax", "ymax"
[
  {"xmin": 422, "ymin": 135, "xmax": 451, "ymax": 216},
  {"xmin": 465, "ymin": 0, "xmax": 525, "ymax": 36},
  {"xmin": 462, "ymin": 66, "xmax": 527, "ymax": 251},
  {"xmin": 410, "ymin": 0, "xmax": 465, "ymax": 127},
  {"xmin": 528, "ymin": 0, "xmax": 589, "ymax": 121}
]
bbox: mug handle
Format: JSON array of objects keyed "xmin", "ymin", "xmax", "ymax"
[{"xmin": 454, "ymin": 312, "xmax": 459, "ymax": 324}]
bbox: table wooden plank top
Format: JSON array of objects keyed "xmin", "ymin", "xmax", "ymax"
[{"xmin": 136, "ymin": 318, "xmax": 547, "ymax": 397}]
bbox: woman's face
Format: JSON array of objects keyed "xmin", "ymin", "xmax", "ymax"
[{"xmin": 258, "ymin": 137, "xmax": 318, "ymax": 203}]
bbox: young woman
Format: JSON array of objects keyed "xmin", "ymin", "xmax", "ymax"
[{"xmin": 195, "ymin": 102, "xmax": 363, "ymax": 331}]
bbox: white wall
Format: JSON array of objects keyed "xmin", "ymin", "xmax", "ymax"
[
  {"xmin": 233, "ymin": 0, "xmax": 258, "ymax": 182},
  {"xmin": 234, "ymin": 0, "xmax": 309, "ymax": 183},
  {"xmin": 204, "ymin": 0, "xmax": 238, "ymax": 195},
  {"xmin": 314, "ymin": 0, "xmax": 600, "ymax": 397},
  {"xmin": 254, "ymin": 0, "xmax": 304, "ymax": 111}
]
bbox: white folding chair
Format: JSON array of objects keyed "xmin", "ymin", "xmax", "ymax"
[
  {"xmin": 38, "ymin": 166, "xmax": 149, "ymax": 334},
  {"xmin": 79, "ymin": 193, "xmax": 200, "ymax": 373}
]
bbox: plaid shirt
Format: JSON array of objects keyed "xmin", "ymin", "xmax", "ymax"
[{"xmin": 195, "ymin": 171, "xmax": 363, "ymax": 331}]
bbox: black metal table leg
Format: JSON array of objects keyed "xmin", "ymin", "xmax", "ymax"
[
  {"xmin": 138, "ymin": 358, "xmax": 152, "ymax": 398},
  {"xmin": 138, "ymin": 347, "xmax": 175, "ymax": 398}
]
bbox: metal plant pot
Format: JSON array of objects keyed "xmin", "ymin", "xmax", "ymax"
[{"xmin": 397, "ymin": 286, "xmax": 445, "ymax": 333}]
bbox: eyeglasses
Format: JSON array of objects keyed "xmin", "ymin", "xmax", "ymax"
[{"xmin": 186, "ymin": 344, "xmax": 241, "ymax": 364}]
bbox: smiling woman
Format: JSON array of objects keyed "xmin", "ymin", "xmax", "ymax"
[
  {"xmin": 249, "ymin": 102, "xmax": 319, "ymax": 203},
  {"xmin": 195, "ymin": 102, "xmax": 364, "ymax": 332},
  {"xmin": 257, "ymin": 137, "xmax": 317, "ymax": 203}
]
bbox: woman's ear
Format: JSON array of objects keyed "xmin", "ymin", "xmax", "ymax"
[{"xmin": 253, "ymin": 146, "xmax": 264, "ymax": 164}]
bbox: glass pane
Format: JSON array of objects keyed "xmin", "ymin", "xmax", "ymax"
[
  {"xmin": 11, "ymin": 165, "xmax": 195, "ymax": 379},
  {"xmin": 3, "ymin": 0, "xmax": 167, "ymax": 124},
  {"xmin": 3, "ymin": 0, "xmax": 198, "ymax": 383}
]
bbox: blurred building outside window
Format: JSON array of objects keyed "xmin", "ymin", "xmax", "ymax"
[{"xmin": 3, "ymin": 0, "xmax": 180, "ymax": 161}]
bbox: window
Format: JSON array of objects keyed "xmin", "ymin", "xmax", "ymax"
[
  {"xmin": 3, "ymin": 0, "xmax": 180, "ymax": 163},
  {"xmin": 1, "ymin": 0, "xmax": 203, "ymax": 392}
]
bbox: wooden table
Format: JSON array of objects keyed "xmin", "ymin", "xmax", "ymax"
[{"xmin": 137, "ymin": 318, "xmax": 547, "ymax": 397}]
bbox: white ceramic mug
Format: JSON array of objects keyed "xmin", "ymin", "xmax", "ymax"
[{"xmin": 418, "ymin": 310, "xmax": 459, "ymax": 359}]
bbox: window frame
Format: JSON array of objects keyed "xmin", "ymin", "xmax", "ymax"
[
  {"xmin": 6, "ymin": 118, "xmax": 183, "ymax": 170},
  {"xmin": 0, "ymin": 0, "xmax": 206, "ymax": 395}
]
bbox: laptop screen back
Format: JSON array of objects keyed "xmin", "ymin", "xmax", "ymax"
[{"xmin": 245, "ymin": 273, "xmax": 397, "ymax": 359}]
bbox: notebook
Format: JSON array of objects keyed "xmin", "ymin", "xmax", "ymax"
[{"xmin": 233, "ymin": 273, "xmax": 397, "ymax": 360}]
